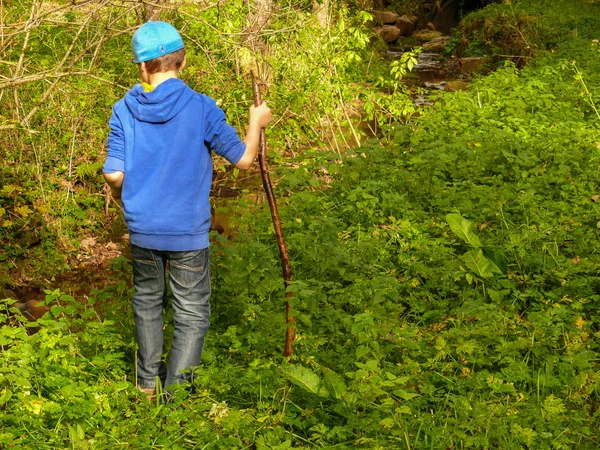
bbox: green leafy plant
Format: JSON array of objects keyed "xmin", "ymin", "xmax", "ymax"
[
  {"xmin": 363, "ymin": 48, "xmax": 421, "ymax": 136},
  {"xmin": 446, "ymin": 213, "xmax": 508, "ymax": 287},
  {"xmin": 563, "ymin": 57, "xmax": 600, "ymax": 121}
]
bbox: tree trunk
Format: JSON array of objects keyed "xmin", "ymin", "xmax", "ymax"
[
  {"xmin": 312, "ymin": 0, "xmax": 330, "ymax": 28},
  {"xmin": 243, "ymin": 0, "xmax": 272, "ymax": 81},
  {"xmin": 143, "ymin": 1, "xmax": 162, "ymax": 22}
]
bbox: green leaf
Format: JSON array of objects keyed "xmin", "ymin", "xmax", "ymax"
[
  {"xmin": 282, "ymin": 364, "xmax": 328, "ymax": 398},
  {"xmin": 322, "ymin": 367, "xmax": 347, "ymax": 399},
  {"xmin": 446, "ymin": 213, "xmax": 482, "ymax": 248},
  {"xmin": 462, "ymin": 249, "xmax": 497, "ymax": 278},
  {"xmin": 393, "ymin": 389, "xmax": 419, "ymax": 400},
  {"xmin": 488, "ymin": 289, "xmax": 511, "ymax": 302},
  {"xmin": 396, "ymin": 405, "xmax": 412, "ymax": 415},
  {"xmin": 0, "ymin": 388, "xmax": 12, "ymax": 406},
  {"xmin": 482, "ymin": 247, "xmax": 508, "ymax": 275}
]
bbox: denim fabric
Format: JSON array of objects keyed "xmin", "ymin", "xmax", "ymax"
[{"xmin": 131, "ymin": 244, "xmax": 211, "ymax": 390}]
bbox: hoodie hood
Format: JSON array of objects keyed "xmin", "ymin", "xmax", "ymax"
[{"xmin": 124, "ymin": 78, "xmax": 194, "ymax": 124}]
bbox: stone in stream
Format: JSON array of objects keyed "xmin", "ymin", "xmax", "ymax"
[
  {"xmin": 372, "ymin": 10, "xmax": 399, "ymax": 25},
  {"xmin": 446, "ymin": 80, "xmax": 471, "ymax": 92},
  {"xmin": 424, "ymin": 81, "xmax": 447, "ymax": 91},
  {"xmin": 395, "ymin": 15, "xmax": 417, "ymax": 36},
  {"xmin": 414, "ymin": 52, "xmax": 443, "ymax": 73},
  {"xmin": 24, "ymin": 300, "xmax": 50, "ymax": 321},
  {"xmin": 413, "ymin": 30, "xmax": 444, "ymax": 42},
  {"xmin": 13, "ymin": 302, "xmax": 28, "ymax": 313},
  {"xmin": 423, "ymin": 36, "xmax": 450, "ymax": 53},
  {"xmin": 376, "ymin": 25, "xmax": 401, "ymax": 43},
  {"xmin": 423, "ymin": 80, "xmax": 470, "ymax": 93},
  {"xmin": 459, "ymin": 57, "xmax": 487, "ymax": 74}
]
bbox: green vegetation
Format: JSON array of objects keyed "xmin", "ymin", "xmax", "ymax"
[
  {"xmin": 2, "ymin": 0, "xmax": 600, "ymax": 448},
  {"xmin": 451, "ymin": 0, "xmax": 600, "ymax": 63},
  {"xmin": 0, "ymin": 0, "xmax": 380, "ymax": 284}
]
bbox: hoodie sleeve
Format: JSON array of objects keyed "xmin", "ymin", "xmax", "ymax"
[
  {"xmin": 103, "ymin": 103, "xmax": 126, "ymax": 173},
  {"xmin": 203, "ymin": 99, "xmax": 246, "ymax": 165}
]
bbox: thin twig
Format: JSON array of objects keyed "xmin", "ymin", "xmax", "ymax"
[
  {"xmin": 337, "ymin": 86, "xmax": 361, "ymax": 148},
  {"xmin": 12, "ymin": 0, "xmax": 39, "ymax": 122},
  {"xmin": 29, "ymin": 137, "xmax": 46, "ymax": 203},
  {"xmin": 66, "ymin": 120, "xmax": 78, "ymax": 204},
  {"xmin": 0, "ymin": 0, "xmax": 4, "ymax": 49}
]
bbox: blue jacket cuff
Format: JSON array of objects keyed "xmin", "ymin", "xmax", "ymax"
[
  {"xmin": 227, "ymin": 142, "xmax": 246, "ymax": 165},
  {"xmin": 103, "ymin": 156, "xmax": 125, "ymax": 173}
]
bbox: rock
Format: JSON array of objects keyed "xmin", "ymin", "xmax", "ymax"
[
  {"xmin": 413, "ymin": 95, "xmax": 434, "ymax": 108},
  {"xmin": 413, "ymin": 30, "xmax": 443, "ymax": 42},
  {"xmin": 459, "ymin": 57, "xmax": 487, "ymax": 74},
  {"xmin": 415, "ymin": 52, "xmax": 444, "ymax": 72},
  {"xmin": 372, "ymin": 10, "xmax": 399, "ymax": 25},
  {"xmin": 424, "ymin": 81, "xmax": 447, "ymax": 91},
  {"xmin": 210, "ymin": 220, "xmax": 225, "ymax": 235},
  {"xmin": 395, "ymin": 15, "xmax": 416, "ymax": 36},
  {"xmin": 25, "ymin": 299, "xmax": 39, "ymax": 308},
  {"xmin": 376, "ymin": 25, "xmax": 401, "ymax": 43},
  {"xmin": 13, "ymin": 302, "xmax": 28, "ymax": 312},
  {"xmin": 422, "ymin": 36, "xmax": 450, "ymax": 53},
  {"xmin": 24, "ymin": 300, "xmax": 49, "ymax": 321},
  {"xmin": 446, "ymin": 80, "xmax": 471, "ymax": 92}
]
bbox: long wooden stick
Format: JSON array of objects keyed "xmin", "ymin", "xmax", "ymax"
[{"xmin": 251, "ymin": 70, "xmax": 294, "ymax": 357}]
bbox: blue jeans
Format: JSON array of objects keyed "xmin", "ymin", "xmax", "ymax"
[{"xmin": 130, "ymin": 244, "xmax": 211, "ymax": 389}]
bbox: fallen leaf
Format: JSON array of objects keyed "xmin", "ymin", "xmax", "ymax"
[{"xmin": 80, "ymin": 237, "xmax": 97, "ymax": 251}]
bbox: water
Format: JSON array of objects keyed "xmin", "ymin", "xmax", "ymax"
[
  {"xmin": 387, "ymin": 49, "xmax": 444, "ymax": 75},
  {"xmin": 387, "ymin": 47, "xmax": 469, "ymax": 107}
]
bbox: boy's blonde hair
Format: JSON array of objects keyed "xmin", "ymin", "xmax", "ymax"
[{"xmin": 142, "ymin": 48, "xmax": 186, "ymax": 74}]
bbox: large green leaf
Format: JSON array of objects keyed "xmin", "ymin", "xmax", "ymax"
[
  {"xmin": 446, "ymin": 213, "xmax": 482, "ymax": 248},
  {"xmin": 282, "ymin": 364, "xmax": 328, "ymax": 397},
  {"xmin": 462, "ymin": 249, "xmax": 498, "ymax": 278},
  {"xmin": 322, "ymin": 366, "xmax": 347, "ymax": 400},
  {"xmin": 482, "ymin": 247, "xmax": 508, "ymax": 275}
]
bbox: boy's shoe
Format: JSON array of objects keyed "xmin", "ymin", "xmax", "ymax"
[{"xmin": 138, "ymin": 386, "xmax": 156, "ymax": 402}]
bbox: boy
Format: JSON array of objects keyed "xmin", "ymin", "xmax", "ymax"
[{"xmin": 102, "ymin": 21, "xmax": 272, "ymax": 397}]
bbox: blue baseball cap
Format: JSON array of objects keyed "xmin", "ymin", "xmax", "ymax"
[{"xmin": 132, "ymin": 21, "xmax": 184, "ymax": 63}]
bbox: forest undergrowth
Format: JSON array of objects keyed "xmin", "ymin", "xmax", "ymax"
[{"xmin": 2, "ymin": 0, "xmax": 600, "ymax": 448}]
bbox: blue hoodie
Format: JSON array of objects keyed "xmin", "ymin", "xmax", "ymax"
[{"xmin": 103, "ymin": 78, "xmax": 246, "ymax": 251}]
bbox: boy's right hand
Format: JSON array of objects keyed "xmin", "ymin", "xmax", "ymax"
[
  {"xmin": 238, "ymin": 102, "xmax": 273, "ymax": 169},
  {"xmin": 250, "ymin": 101, "xmax": 272, "ymax": 129}
]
